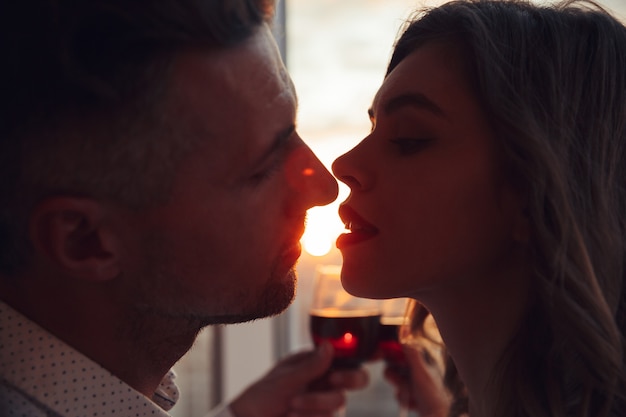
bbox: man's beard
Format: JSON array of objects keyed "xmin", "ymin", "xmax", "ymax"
[
  {"xmin": 203, "ymin": 269, "xmax": 297, "ymax": 325},
  {"xmin": 128, "ymin": 233, "xmax": 298, "ymax": 330}
]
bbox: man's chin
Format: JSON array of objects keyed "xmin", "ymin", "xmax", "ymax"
[
  {"xmin": 197, "ymin": 272, "xmax": 296, "ymax": 326},
  {"xmin": 255, "ymin": 272, "xmax": 296, "ymax": 317},
  {"xmin": 199, "ymin": 299, "xmax": 293, "ymax": 326}
]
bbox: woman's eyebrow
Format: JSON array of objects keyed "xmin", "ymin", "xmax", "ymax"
[{"xmin": 369, "ymin": 92, "xmax": 448, "ymax": 120}]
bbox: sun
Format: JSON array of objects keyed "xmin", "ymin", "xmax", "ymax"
[
  {"xmin": 298, "ymin": 132, "xmax": 360, "ymax": 258},
  {"xmin": 301, "ymin": 202, "xmax": 345, "ymax": 257}
]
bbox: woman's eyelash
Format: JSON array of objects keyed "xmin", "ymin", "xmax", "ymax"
[{"xmin": 390, "ymin": 138, "xmax": 433, "ymax": 154}]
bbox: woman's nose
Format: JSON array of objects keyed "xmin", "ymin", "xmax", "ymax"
[{"xmin": 332, "ymin": 149, "xmax": 364, "ymax": 191}]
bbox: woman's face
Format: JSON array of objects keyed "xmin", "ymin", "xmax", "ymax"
[{"xmin": 332, "ymin": 41, "xmax": 528, "ymax": 300}]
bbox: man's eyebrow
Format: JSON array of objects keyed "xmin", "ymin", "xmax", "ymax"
[
  {"xmin": 254, "ymin": 124, "xmax": 296, "ymax": 166},
  {"xmin": 368, "ymin": 92, "xmax": 447, "ymax": 120}
]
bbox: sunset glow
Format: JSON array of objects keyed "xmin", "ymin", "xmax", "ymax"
[
  {"xmin": 301, "ymin": 203, "xmax": 344, "ymax": 256},
  {"xmin": 300, "ymin": 133, "xmax": 359, "ymax": 257}
]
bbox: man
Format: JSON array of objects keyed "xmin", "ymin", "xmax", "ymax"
[{"xmin": 0, "ymin": 1, "xmax": 366, "ymax": 415}]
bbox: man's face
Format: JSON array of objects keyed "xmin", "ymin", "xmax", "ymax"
[{"xmin": 120, "ymin": 25, "xmax": 338, "ymax": 325}]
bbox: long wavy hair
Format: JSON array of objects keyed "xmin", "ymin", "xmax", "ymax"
[{"xmin": 394, "ymin": 1, "xmax": 626, "ymax": 416}]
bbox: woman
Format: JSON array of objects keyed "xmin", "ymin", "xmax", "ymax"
[{"xmin": 332, "ymin": 1, "xmax": 626, "ymax": 416}]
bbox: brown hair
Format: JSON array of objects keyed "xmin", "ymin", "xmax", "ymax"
[{"xmin": 395, "ymin": 1, "xmax": 626, "ymax": 416}]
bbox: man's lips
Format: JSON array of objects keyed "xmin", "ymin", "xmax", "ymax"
[
  {"xmin": 280, "ymin": 221, "xmax": 306, "ymax": 264},
  {"xmin": 336, "ymin": 205, "xmax": 378, "ymax": 249},
  {"xmin": 281, "ymin": 241, "xmax": 302, "ymax": 263}
]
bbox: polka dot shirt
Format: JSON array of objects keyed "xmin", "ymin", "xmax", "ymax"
[{"xmin": 0, "ymin": 301, "xmax": 180, "ymax": 417}]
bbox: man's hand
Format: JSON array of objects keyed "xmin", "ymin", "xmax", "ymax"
[{"xmin": 229, "ymin": 343, "xmax": 368, "ymax": 417}]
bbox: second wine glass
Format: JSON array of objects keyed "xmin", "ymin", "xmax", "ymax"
[{"xmin": 379, "ymin": 298, "xmax": 411, "ymax": 417}]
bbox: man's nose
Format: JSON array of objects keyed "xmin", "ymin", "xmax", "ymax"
[{"xmin": 284, "ymin": 144, "xmax": 339, "ymax": 213}]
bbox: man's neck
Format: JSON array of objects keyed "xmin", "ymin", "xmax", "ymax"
[{"xmin": 0, "ymin": 275, "xmax": 199, "ymax": 398}]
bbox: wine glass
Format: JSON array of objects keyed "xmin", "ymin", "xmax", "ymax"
[
  {"xmin": 309, "ymin": 264, "xmax": 381, "ymax": 416},
  {"xmin": 379, "ymin": 298, "xmax": 411, "ymax": 417}
]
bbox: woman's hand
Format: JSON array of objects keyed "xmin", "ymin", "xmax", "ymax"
[{"xmin": 384, "ymin": 344, "xmax": 451, "ymax": 417}]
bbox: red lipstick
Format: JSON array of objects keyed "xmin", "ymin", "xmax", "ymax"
[{"xmin": 336, "ymin": 205, "xmax": 378, "ymax": 249}]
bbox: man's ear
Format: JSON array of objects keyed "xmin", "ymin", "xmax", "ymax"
[{"xmin": 29, "ymin": 197, "xmax": 122, "ymax": 281}]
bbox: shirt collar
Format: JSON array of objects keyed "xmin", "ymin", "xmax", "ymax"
[{"xmin": 0, "ymin": 300, "xmax": 179, "ymax": 416}]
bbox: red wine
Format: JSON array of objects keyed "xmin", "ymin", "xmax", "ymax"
[
  {"xmin": 310, "ymin": 308, "xmax": 381, "ymax": 369},
  {"xmin": 379, "ymin": 317, "xmax": 409, "ymax": 372}
]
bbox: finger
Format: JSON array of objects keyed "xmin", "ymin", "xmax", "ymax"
[
  {"xmin": 276, "ymin": 343, "xmax": 332, "ymax": 368},
  {"xmin": 290, "ymin": 390, "xmax": 346, "ymax": 413},
  {"xmin": 396, "ymin": 383, "xmax": 413, "ymax": 408},
  {"xmin": 274, "ymin": 343, "xmax": 335, "ymax": 386},
  {"xmin": 328, "ymin": 368, "xmax": 369, "ymax": 390},
  {"xmin": 382, "ymin": 366, "xmax": 413, "ymax": 409},
  {"xmin": 383, "ymin": 365, "xmax": 410, "ymax": 386},
  {"xmin": 287, "ymin": 411, "xmax": 341, "ymax": 417},
  {"xmin": 277, "ymin": 350, "xmax": 319, "ymax": 366},
  {"xmin": 402, "ymin": 345, "xmax": 452, "ymax": 416},
  {"xmin": 402, "ymin": 344, "xmax": 441, "ymax": 384}
]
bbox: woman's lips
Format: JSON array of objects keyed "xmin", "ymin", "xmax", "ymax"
[{"xmin": 336, "ymin": 205, "xmax": 378, "ymax": 249}]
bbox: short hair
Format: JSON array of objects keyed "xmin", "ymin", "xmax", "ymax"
[
  {"xmin": 392, "ymin": 1, "xmax": 626, "ymax": 416},
  {"xmin": 0, "ymin": 0, "xmax": 275, "ymax": 275}
]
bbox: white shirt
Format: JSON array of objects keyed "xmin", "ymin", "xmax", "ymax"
[{"xmin": 0, "ymin": 301, "xmax": 178, "ymax": 417}]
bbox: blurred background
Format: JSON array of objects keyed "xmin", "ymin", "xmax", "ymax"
[{"xmin": 171, "ymin": 1, "xmax": 626, "ymax": 416}]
